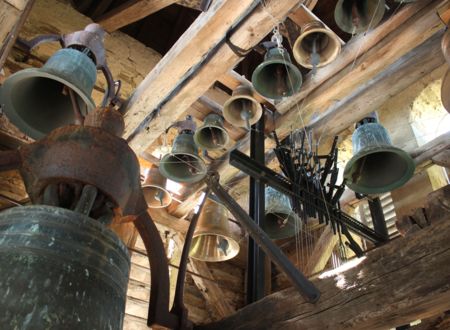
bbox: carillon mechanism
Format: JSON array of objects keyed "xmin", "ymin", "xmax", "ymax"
[
  {"xmin": 0, "ymin": 24, "xmax": 117, "ymax": 139},
  {"xmin": 159, "ymin": 115, "xmax": 207, "ymax": 183},
  {"xmin": 194, "ymin": 113, "xmax": 230, "ymax": 150},
  {"xmin": 293, "ymin": 21, "xmax": 341, "ymax": 71},
  {"xmin": 223, "ymin": 85, "xmax": 262, "ymax": 128},
  {"xmin": 343, "ymin": 113, "xmax": 415, "ymax": 195},
  {"xmin": 189, "ymin": 198, "xmax": 240, "ymax": 262},
  {"xmin": 334, "ymin": 0, "xmax": 385, "ymax": 34}
]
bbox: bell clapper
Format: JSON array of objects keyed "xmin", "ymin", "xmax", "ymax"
[
  {"xmin": 240, "ymin": 107, "xmax": 252, "ymax": 130},
  {"xmin": 66, "ymin": 86, "xmax": 85, "ymax": 125},
  {"xmin": 310, "ymin": 35, "xmax": 321, "ymax": 75},
  {"xmin": 217, "ymin": 237, "xmax": 229, "ymax": 256},
  {"xmin": 155, "ymin": 190, "xmax": 165, "ymax": 206}
]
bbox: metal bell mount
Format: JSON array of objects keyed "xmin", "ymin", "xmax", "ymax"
[
  {"xmin": 334, "ymin": 0, "xmax": 385, "ymax": 34},
  {"xmin": 251, "ymin": 27, "xmax": 302, "ymax": 100},
  {"xmin": 263, "ymin": 186, "xmax": 301, "ymax": 240},
  {"xmin": 343, "ymin": 112, "xmax": 415, "ymax": 195},
  {"xmin": 189, "ymin": 197, "xmax": 240, "ymax": 262},
  {"xmin": 293, "ymin": 21, "xmax": 341, "ymax": 70},
  {"xmin": 194, "ymin": 113, "xmax": 230, "ymax": 150},
  {"xmin": 142, "ymin": 164, "xmax": 172, "ymax": 208},
  {"xmin": 159, "ymin": 115, "xmax": 207, "ymax": 184},
  {"xmin": 223, "ymin": 85, "xmax": 262, "ymax": 128},
  {"xmin": 0, "ymin": 23, "xmax": 118, "ymax": 139}
]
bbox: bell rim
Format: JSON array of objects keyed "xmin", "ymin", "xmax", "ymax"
[
  {"xmin": 251, "ymin": 57, "xmax": 303, "ymax": 100},
  {"xmin": 142, "ymin": 184, "xmax": 173, "ymax": 208},
  {"xmin": 334, "ymin": 0, "xmax": 386, "ymax": 34},
  {"xmin": 223, "ymin": 94, "xmax": 263, "ymax": 127},
  {"xmin": 159, "ymin": 151, "xmax": 207, "ymax": 183},
  {"xmin": 193, "ymin": 124, "xmax": 230, "ymax": 150},
  {"xmin": 190, "ymin": 233, "xmax": 240, "ymax": 262},
  {"xmin": 0, "ymin": 68, "xmax": 96, "ymax": 140},
  {"xmin": 441, "ymin": 70, "xmax": 450, "ymax": 113},
  {"xmin": 293, "ymin": 27, "xmax": 341, "ymax": 69},
  {"xmin": 343, "ymin": 145, "xmax": 416, "ymax": 195}
]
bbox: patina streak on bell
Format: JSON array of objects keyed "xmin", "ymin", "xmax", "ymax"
[
  {"xmin": 344, "ymin": 120, "xmax": 415, "ymax": 194},
  {"xmin": 0, "ymin": 205, "xmax": 130, "ymax": 329},
  {"xmin": 263, "ymin": 186, "xmax": 301, "ymax": 240},
  {"xmin": 0, "ymin": 48, "xmax": 96, "ymax": 139}
]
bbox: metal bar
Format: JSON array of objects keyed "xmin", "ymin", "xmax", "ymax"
[
  {"xmin": 206, "ymin": 173, "xmax": 320, "ymax": 303},
  {"xmin": 368, "ymin": 197, "xmax": 389, "ymax": 241},
  {"xmin": 229, "ymin": 150, "xmax": 387, "ymax": 243},
  {"xmin": 247, "ymin": 115, "xmax": 266, "ymax": 304}
]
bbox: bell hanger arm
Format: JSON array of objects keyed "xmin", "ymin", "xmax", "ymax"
[
  {"xmin": 15, "ymin": 34, "xmax": 63, "ymax": 53},
  {"xmin": 100, "ymin": 65, "xmax": 121, "ymax": 107},
  {"xmin": 205, "ymin": 172, "xmax": 321, "ymax": 303}
]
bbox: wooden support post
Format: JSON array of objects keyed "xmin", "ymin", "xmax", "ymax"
[
  {"xmin": 123, "ymin": 0, "xmax": 301, "ymax": 155},
  {"xmin": 304, "ymin": 226, "xmax": 338, "ymax": 276},
  {"xmin": 197, "ymin": 215, "xmax": 450, "ymax": 330},
  {"xmin": 0, "ymin": 0, "xmax": 35, "ymax": 69},
  {"xmin": 97, "ymin": 0, "xmax": 178, "ymax": 32}
]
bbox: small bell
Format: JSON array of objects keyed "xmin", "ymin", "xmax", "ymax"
[
  {"xmin": 223, "ymin": 85, "xmax": 262, "ymax": 128},
  {"xmin": 142, "ymin": 165, "xmax": 172, "ymax": 208},
  {"xmin": 194, "ymin": 113, "xmax": 230, "ymax": 150},
  {"xmin": 334, "ymin": 0, "xmax": 385, "ymax": 34}
]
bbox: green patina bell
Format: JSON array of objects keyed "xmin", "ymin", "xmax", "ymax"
[
  {"xmin": 0, "ymin": 48, "xmax": 96, "ymax": 139},
  {"xmin": 344, "ymin": 114, "xmax": 415, "ymax": 195},
  {"xmin": 194, "ymin": 113, "xmax": 229, "ymax": 150},
  {"xmin": 251, "ymin": 47, "xmax": 302, "ymax": 100},
  {"xmin": 0, "ymin": 205, "xmax": 130, "ymax": 329},
  {"xmin": 159, "ymin": 132, "xmax": 207, "ymax": 184},
  {"xmin": 334, "ymin": 0, "xmax": 385, "ymax": 34},
  {"xmin": 263, "ymin": 186, "xmax": 301, "ymax": 240}
]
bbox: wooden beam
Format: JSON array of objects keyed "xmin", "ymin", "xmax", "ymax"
[
  {"xmin": 304, "ymin": 226, "xmax": 338, "ymax": 276},
  {"xmin": 97, "ymin": 0, "xmax": 177, "ymax": 33},
  {"xmin": 123, "ymin": 0, "xmax": 302, "ymax": 155},
  {"xmin": 148, "ymin": 207, "xmax": 190, "ymax": 234},
  {"xmin": 432, "ymin": 150, "xmax": 450, "ymax": 169},
  {"xmin": 0, "ymin": 0, "xmax": 35, "ymax": 68},
  {"xmin": 198, "ymin": 216, "xmax": 450, "ymax": 330},
  {"xmin": 410, "ymin": 132, "xmax": 450, "ymax": 170},
  {"xmin": 276, "ymin": 0, "xmax": 447, "ymax": 136}
]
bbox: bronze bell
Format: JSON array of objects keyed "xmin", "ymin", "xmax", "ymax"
[
  {"xmin": 159, "ymin": 118, "xmax": 207, "ymax": 184},
  {"xmin": 442, "ymin": 26, "xmax": 450, "ymax": 65},
  {"xmin": 344, "ymin": 113, "xmax": 415, "ymax": 194},
  {"xmin": 0, "ymin": 48, "xmax": 97, "ymax": 139},
  {"xmin": 251, "ymin": 47, "xmax": 302, "ymax": 100},
  {"xmin": 334, "ymin": 0, "xmax": 385, "ymax": 34},
  {"xmin": 190, "ymin": 198, "xmax": 240, "ymax": 262},
  {"xmin": 0, "ymin": 205, "xmax": 130, "ymax": 328},
  {"xmin": 263, "ymin": 186, "xmax": 301, "ymax": 240},
  {"xmin": 441, "ymin": 70, "xmax": 450, "ymax": 114},
  {"xmin": 293, "ymin": 21, "xmax": 341, "ymax": 69},
  {"xmin": 223, "ymin": 85, "xmax": 262, "ymax": 128},
  {"xmin": 194, "ymin": 113, "xmax": 230, "ymax": 150},
  {"xmin": 142, "ymin": 165, "xmax": 172, "ymax": 208}
]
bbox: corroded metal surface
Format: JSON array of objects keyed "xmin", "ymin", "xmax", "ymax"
[{"xmin": 0, "ymin": 205, "xmax": 130, "ymax": 329}]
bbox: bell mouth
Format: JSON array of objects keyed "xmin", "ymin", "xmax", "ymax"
[
  {"xmin": 194, "ymin": 125, "xmax": 229, "ymax": 150},
  {"xmin": 251, "ymin": 59, "xmax": 302, "ymax": 100},
  {"xmin": 223, "ymin": 95, "xmax": 262, "ymax": 127},
  {"xmin": 159, "ymin": 152, "xmax": 207, "ymax": 183},
  {"xmin": 142, "ymin": 185, "xmax": 172, "ymax": 208},
  {"xmin": 263, "ymin": 212, "xmax": 301, "ymax": 240},
  {"xmin": 190, "ymin": 233, "xmax": 240, "ymax": 262},
  {"xmin": 0, "ymin": 70, "xmax": 96, "ymax": 139},
  {"xmin": 344, "ymin": 147, "xmax": 415, "ymax": 195}
]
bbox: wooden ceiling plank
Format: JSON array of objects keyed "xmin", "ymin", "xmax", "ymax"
[
  {"xmin": 123, "ymin": 0, "xmax": 303, "ymax": 155},
  {"xmin": 197, "ymin": 215, "xmax": 450, "ymax": 330},
  {"xmin": 97, "ymin": 0, "xmax": 178, "ymax": 32}
]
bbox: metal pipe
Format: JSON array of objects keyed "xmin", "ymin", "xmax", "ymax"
[
  {"xmin": 368, "ymin": 197, "xmax": 389, "ymax": 241},
  {"xmin": 206, "ymin": 172, "xmax": 320, "ymax": 303}
]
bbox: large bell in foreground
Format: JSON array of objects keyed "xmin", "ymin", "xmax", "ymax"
[
  {"xmin": 263, "ymin": 186, "xmax": 301, "ymax": 240},
  {"xmin": 0, "ymin": 48, "xmax": 96, "ymax": 139},
  {"xmin": 293, "ymin": 21, "xmax": 341, "ymax": 69},
  {"xmin": 0, "ymin": 205, "xmax": 130, "ymax": 329},
  {"xmin": 344, "ymin": 114, "xmax": 415, "ymax": 195},
  {"xmin": 334, "ymin": 0, "xmax": 385, "ymax": 34},
  {"xmin": 194, "ymin": 113, "xmax": 229, "ymax": 150},
  {"xmin": 142, "ymin": 165, "xmax": 172, "ymax": 208},
  {"xmin": 223, "ymin": 85, "xmax": 262, "ymax": 128},
  {"xmin": 441, "ymin": 70, "xmax": 450, "ymax": 114},
  {"xmin": 190, "ymin": 198, "xmax": 240, "ymax": 262},
  {"xmin": 159, "ymin": 132, "xmax": 207, "ymax": 183},
  {"xmin": 251, "ymin": 47, "xmax": 302, "ymax": 100}
]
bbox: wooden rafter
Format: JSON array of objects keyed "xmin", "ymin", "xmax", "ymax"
[
  {"xmin": 198, "ymin": 216, "xmax": 450, "ymax": 330},
  {"xmin": 97, "ymin": 0, "xmax": 178, "ymax": 33},
  {"xmin": 123, "ymin": 0, "xmax": 302, "ymax": 155}
]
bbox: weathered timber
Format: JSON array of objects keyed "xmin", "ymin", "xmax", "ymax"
[
  {"xmin": 304, "ymin": 226, "xmax": 338, "ymax": 276},
  {"xmin": 197, "ymin": 216, "xmax": 450, "ymax": 330},
  {"xmin": 123, "ymin": 0, "xmax": 302, "ymax": 155},
  {"xmin": 97, "ymin": 0, "xmax": 178, "ymax": 32},
  {"xmin": 276, "ymin": 0, "xmax": 447, "ymax": 137},
  {"xmin": 432, "ymin": 150, "xmax": 450, "ymax": 169},
  {"xmin": 0, "ymin": 0, "xmax": 34, "ymax": 68},
  {"xmin": 410, "ymin": 132, "xmax": 450, "ymax": 171}
]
